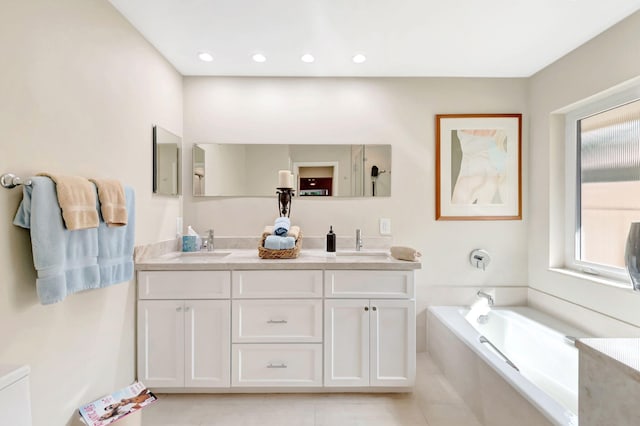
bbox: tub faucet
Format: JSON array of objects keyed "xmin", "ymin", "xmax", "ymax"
[
  {"xmin": 355, "ymin": 229, "xmax": 363, "ymax": 251},
  {"xmin": 206, "ymin": 229, "xmax": 214, "ymax": 251},
  {"xmin": 477, "ymin": 290, "xmax": 494, "ymax": 306}
]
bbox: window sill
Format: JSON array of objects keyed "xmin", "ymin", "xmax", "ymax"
[{"xmin": 548, "ymin": 267, "xmax": 635, "ymax": 291}]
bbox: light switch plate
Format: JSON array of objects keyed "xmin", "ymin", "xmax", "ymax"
[
  {"xmin": 176, "ymin": 216, "xmax": 183, "ymax": 237},
  {"xmin": 379, "ymin": 218, "xmax": 391, "ymax": 235}
]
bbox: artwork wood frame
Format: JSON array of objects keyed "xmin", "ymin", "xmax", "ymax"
[{"xmin": 435, "ymin": 113, "xmax": 522, "ymax": 221}]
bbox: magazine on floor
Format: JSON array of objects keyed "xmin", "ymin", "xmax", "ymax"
[{"xmin": 78, "ymin": 381, "xmax": 157, "ymax": 426}]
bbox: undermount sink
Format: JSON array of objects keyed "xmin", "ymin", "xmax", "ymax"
[
  {"xmin": 175, "ymin": 251, "xmax": 231, "ymax": 258},
  {"xmin": 335, "ymin": 250, "xmax": 389, "ymax": 257}
]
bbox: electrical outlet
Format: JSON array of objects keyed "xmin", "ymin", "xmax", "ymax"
[{"xmin": 379, "ymin": 218, "xmax": 391, "ymax": 235}]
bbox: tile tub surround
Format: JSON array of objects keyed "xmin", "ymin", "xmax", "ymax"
[
  {"xmin": 427, "ymin": 308, "xmax": 563, "ymax": 426},
  {"xmin": 577, "ymin": 338, "xmax": 640, "ymax": 426}
]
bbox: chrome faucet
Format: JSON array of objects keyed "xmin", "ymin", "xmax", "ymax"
[
  {"xmin": 355, "ymin": 229, "xmax": 363, "ymax": 251},
  {"xmin": 477, "ymin": 290, "xmax": 494, "ymax": 306},
  {"xmin": 206, "ymin": 229, "xmax": 214, "ymax": 251}
]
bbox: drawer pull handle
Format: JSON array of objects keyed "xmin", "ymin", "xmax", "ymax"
[
  {"xmin": 267, "ymin": 319, "xmax": 288, "ymax": 324},
  {"xmin": 266, "ymin": 363, "xmax": 288, "ymax": 369}
]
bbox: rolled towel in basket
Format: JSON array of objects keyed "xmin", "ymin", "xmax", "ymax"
[
  {"xmin": 274, "ymin": 217, "xmax": 291, "ymax": 236},
  {"xmin": 262, "ymin": 225, "xmax": 300, "ymax": 240},
  {"xmin": 390, "ymin": 246, "xmax": 422, "ymax": 262},
  {"xmin": 264, "ymin": 235, "xmax": 296, "ymax": 250}
]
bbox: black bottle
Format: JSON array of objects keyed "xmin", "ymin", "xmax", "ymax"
[{"xmin": 326, "ymin": 226, "xmax": 336, "ymax": 252}]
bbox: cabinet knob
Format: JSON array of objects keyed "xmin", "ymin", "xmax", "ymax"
[
  {"xmin": 364, "ymin": 306, "xmax": 369, "ymax": 311},
  {"xmin": 185, "ymin": 306, "xmax": 191, "ymax": 312},
  {"xmin": 176, "ymin": 307, "xmax": 182, "ymax": 312},
  {"xmin": 372, "ymin": 306, "xmax": 377, "ymax": 311}
]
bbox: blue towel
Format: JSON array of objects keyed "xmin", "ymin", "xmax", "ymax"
[
  {"xmin": 96, "ymin": 186, "xmax": 135, "ymax": 287},
  {"xmin": 264, "ymin": 235, "xmax": 296, "ymax": 250},
  {"xmin": 14, "ymin": 177, "xmax": 100, "ymax": 304},
  {"xmin": 13, "ymin": 177, "xmax": 136, "ymax": 304},
  {"xmin": 274, "ymin": 217, "xmax": 290, "ymax": 236}
]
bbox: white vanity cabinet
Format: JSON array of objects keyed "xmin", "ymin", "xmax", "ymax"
[
  {"xmin": 135, "ymin": 259, "xmax": 418, "ymax": 392},
  {"xmin": 324, "ymin": 271, "xmax": 416, "ymax": 387},
  {"xmin": 137, "ymin": 271, "xmax": 231, "ymax": 389},
  {"xmin": 231, "ymin": 270, "xmax": 323, "ymax": 387}
]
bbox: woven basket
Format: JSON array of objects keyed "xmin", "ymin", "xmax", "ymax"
[{"xmin": 258, "ymin": 232, "xmax": 302, "ymax": 259}]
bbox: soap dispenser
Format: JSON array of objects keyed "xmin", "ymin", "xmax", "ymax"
[{"xmin": 326, "ymin": 226, "xmax": 336, "ymax": 252}]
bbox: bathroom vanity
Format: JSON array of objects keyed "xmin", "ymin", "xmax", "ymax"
[{"xmin": 135, "ymin": 250, "xmax": 420, "ymax": 392}]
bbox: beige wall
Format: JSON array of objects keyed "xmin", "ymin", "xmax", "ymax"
[
  {"xmin": 5, "ymin": 2, "xmax": 639, "ymax": 423},
  {"xmin": 0, "ymin": 1, "xmax": 182, "ymax": 425},
  {"xmin": 183, "ymin": 76, "xmax": 530, "ymax": 350},
  {"xmin": 528, "ymin": 11, "xmax": 640, "ymax": 332}
]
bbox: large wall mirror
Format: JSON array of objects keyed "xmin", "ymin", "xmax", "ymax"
[
  {"xmin": 153, "ymin": 125, "xmax": 181, "ymax": 196},
  {"xmin": 193, "ymin": 144, "xmax": 391, "ymax": 197}
]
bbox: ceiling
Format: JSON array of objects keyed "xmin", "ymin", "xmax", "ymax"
[{"xmin": 108, "ymin": 0, "xmax": 640, "ymax": 78}]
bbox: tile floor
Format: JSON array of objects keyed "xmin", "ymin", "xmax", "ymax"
[{"xmin": 141, "ymin": 352, "xmax": 483, "ymax": 426}]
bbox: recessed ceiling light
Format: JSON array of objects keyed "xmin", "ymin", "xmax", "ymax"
[
  {"xmin": 198, "ymin": 51, "xmax": 213, "ymax": 62},
  {"xmin": 252, "ymin": 53, "xmax": 267, "ymax": 63},
  {"xmin": 352, "ymin": 54, "xmax": 367, "ymax": 64},
  {"xmin": 301, "ymin": 54, "xmax": 315, "ymax": 63}
]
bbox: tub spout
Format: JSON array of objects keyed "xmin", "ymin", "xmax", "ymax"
[{"xmin": 477, "ymin": 290, "xmax": 494, "ymax": 306}]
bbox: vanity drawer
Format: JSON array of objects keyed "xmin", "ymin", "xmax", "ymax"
[
  {"xmin": 324, "ymin": 270, "xmax": 414, "ymax": 299},
  {"xmin": 232, "ymin": 343, "xmax": 322, "ymax": 387},
  {"xmin": 232, "ymin": 270, "xmax": 323, "ymax": 298},
  {"xmin": 138, "ymin": 271, "xmax": 231, "ymax": 299},
  {"xmin": 232, "ymin": 300, "xmax": 322, "ymax": 343}
]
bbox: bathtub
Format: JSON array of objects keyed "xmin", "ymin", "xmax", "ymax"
[{"xmin": 427, "ymin": 306, "xmax": 588, "ymax": 426}]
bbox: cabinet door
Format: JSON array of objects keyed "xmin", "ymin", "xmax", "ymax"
[
  {"xmin": 324, "ymin": 299, "xmax": 370, "ymax": 387},
  {"xmin": 184, "ymin": 300, "xmax": 231, "ymax": 388},
  {"xmin": 137, "ymin": 300, "xmax": 185, "ymax": 388},
  {"xmin": 370, "ymin": 299, "xmax": 415, "ymax": 387}
]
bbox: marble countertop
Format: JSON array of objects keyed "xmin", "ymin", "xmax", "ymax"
[
  {"xmin": 576, "ymin": 338, "xmax": 640, "ymax": 381},
  {"xmin": 135, "ymin": 248, "xmax": 422, "ymax": 271}
]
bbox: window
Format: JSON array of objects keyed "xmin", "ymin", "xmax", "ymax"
[{"xmin": 566, "ymin": 88, "xmax": 640, "ymax": 281}]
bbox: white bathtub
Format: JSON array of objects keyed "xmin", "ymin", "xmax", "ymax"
[{"xmin": 428, "ymin": 306, "xmax": 588, "ymax": 426}]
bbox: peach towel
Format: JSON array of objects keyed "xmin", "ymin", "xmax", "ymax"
[
  {"xmin": 90, "ymin": 178, "xmax": 127, "ymax": 227},
  {"xmin": 262, "ymin": 225, "xmax": 300, "ymax": 240},
  {"xmin": 37, "ymin": 173, "xmax": 98, "ymax": 230},
  {"xmin": 390, "ymin": 246, "xmax": 422, "ymax": 262}
]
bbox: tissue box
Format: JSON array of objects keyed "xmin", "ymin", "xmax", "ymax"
[{"xmin": 182, "ymin": 235, "xmax": 197, "ymax": 252}]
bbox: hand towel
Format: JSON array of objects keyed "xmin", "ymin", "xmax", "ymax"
[
  {"xmin": 89, "ymin": 178, "xmax": 127, "ymax": 227},
  {"xmin": 13, "ymin": 176, "xmax": 100, "ymax": 304},
  {"xmin": 390, "ymin": 246, "xmax": 422, "ymax": 262},
  {"xmin": 37, "ymin": 173, "xmax": 98, "ymax": 230},
  {"xmin": 264, "ymin": 235, "xmax": 296, "ymax": 250},
  {"xmin": 274, "ymin": 217, "xmax": 291, "ymax": 236},
  {"xmin": 96, "ymin": 186, "xmax": 135, "ymax": 287},
  {"xmin": 262, "ymin": 225, "xmax": 300, "ymax": 240}
]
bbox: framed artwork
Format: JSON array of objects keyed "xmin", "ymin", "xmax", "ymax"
[{"xmin": 435, "ymin": 114, "xmax": 522, "ymax": 220}]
